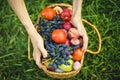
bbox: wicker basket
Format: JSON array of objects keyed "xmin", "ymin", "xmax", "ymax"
[{"xmin": 27, "ymin": 3, "xmax": 101, "ymax": 79}]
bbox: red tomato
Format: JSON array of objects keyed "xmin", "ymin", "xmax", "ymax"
[
  {"xmin": 51, "ymin": 29, "xmax": 67, "ymax": 44},
  {"xmin": 41, "ymin": 8, "xmax": 56, "ymax": 20},
  {"xmin": 72, "ymin": 48, "xmax": 83, "ymax": 61}
]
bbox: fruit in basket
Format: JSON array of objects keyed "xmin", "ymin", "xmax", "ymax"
[
  {"xmin": 65, "ymin": 39, "xmax": 70, "ymax": 46},
  {"xmin": 73, "ymin": 61, "xmax": 81, "ymax": 70},
  {"xmin": 53, "ymin": 6, "xmax": 63, "ymax": 14},
  {"xmin": 41, "ymin": 8, "xmax": 56, "ymax": 20},
  {"xmin": 72, "ymin": 48, "xmax": 83, "ymax": 61},
  {"xmin": 39, "ymin": 6, "xmax": 84, "ymax": 72},
  {"xmin": 58, "ymin": 59, "xmax": 74, "ymax": 72},
  {"xmin": 44, "ymin": 60, "xmax": 53, "ymax": 68},
  {"xmin": 62, "ymin": 22, "xmax": 73, "ymax": 30},
  {"xmin": 70, "ymin": 38, "xmax": 80, "ymax": 45},
  {"xmin": 47, "ymin": 66, "xmax": 55, "ymax": 71},
  {"xmin": 52, "ymin": 29, "xmax": 67, "ymax": 44},
  {"xmin": 55, "ymin": 68, "xmax": 63, "ymax": 72},
  {"xmin": 68, "ymin": 28, "xmax": 79, "ymax": 39},
  {"xmin": 60, "ymin": 8, "xmax": 72, "ymax": 21}
]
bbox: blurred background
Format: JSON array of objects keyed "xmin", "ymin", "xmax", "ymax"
[{"xmin": 0, "ymin": 0, "xmax": 120, "ymax": 80}]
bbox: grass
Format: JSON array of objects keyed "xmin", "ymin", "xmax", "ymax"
[{"xmin": 0, "ymin": 0, "xmax": 120, "ymax": 80}]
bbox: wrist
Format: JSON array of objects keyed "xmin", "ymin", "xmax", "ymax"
[
  {"xmin": 23, "ymin": 22, "xmax": 38, "ymax": 37},
  {"xmin": 29, "ymin": 29, "xmax": 38, "ymax": 37},
  {"xmin": 26, "ymin": 26, "xmax": 38, "ymax": 38}
]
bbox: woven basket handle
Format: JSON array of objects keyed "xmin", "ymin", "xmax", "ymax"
[{"xmin": 82, "ymin": 19, "xmax": 101, "ymax": 54}]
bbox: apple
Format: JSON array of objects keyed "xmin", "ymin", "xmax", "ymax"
[{"xmin": 58, "ymin": 59, "xmax": 74, "ymax": 72}]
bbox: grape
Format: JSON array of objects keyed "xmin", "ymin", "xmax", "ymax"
[
  {"xmin": 53, "ymin": 20, "xmax": 58, "ymax": 25},
  {"xmin": 52, "ymin": 24, "xmax": 58, "ymax": 28},
  {"xmin": 52, "ymin": 63, "xmax": 57, "ymax": 69},
  {"xmin": 64, "ymin": 55, "xmax": 70, "ymax": 60},
  {"xmin": 58, "ymin": 21, "xmax": 64, "ymax": 25},
  {"xmin": 49, "ymin": 44, "xmax": 56, "ymax": 49},
  {"xmin": 49, "ymin": 52, "xmax": 56, "ymax": 56},
  {"xmin": 64, "ymin": 49, "xmax": 69, "ymax": 54},
  {"xmin": 45, "ymin": 21, "xmax": 51, "ymax": 26},
  {"xmin": 52, "ymin": 43, "xmax": 58, "ymax": 48},
  {"xmin": 56, "ymin": 60, "xmax": 62, "ymax": 65},
  {"xmin": 72, "ymin": 45, "xmax": 80, "ymax": 50},
  {"xmin": 55, "ymin": 53, "xmax": 61, "ymax": 58},
  {"xmin": 55, "ymin": 68, "xmax": 63, "ymax": 72},
  {"xmin": 68, "ymin": 50, "xmax": 73, "ymax": 55},
  {"xmin": 64, "ymin": 62, "xmax": 70, "ymax": 65},
  {"xmin": 60, "ymin": 44, "xmax": 67, "ymax": 48},
  {"xmin": 53, "ymin": 15, "xmax": 61, "ymax": 21},
  {"xmin": 46, "ymin": 45, "xmax": 51, "ymax": 51},
  {"xmin": 48, "ymin": 63, "xmax": 53, "ymax": 67},
  {"xmin": 51, "ymin": 28, "xmax": 56, "ymax": 31},
  {"xmin": 45, "ymin": 28, "xmax": 51, "ymax": 32},
  {"xmin": 62, "ymin": 54, "xmax": 67, "ymax": 59},
  {"xmin": 51, "ymin": 48, "xmax": 55, "ymax": 52},
  {"xmin": 58, "ymin": 47, "xmax": 64, "ymax": 51},
  {"xmin": 53, "ymin": 16, "xmax": 59, "ymax": 21},
  {"xmin": 39, "ymin": 18, "xmax": 45, "ymax": 26},
  {"xmin": 60, "ymin": 58, "xmax": 65, "ymax": 64}
]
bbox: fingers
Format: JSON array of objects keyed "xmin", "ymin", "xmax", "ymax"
[
  {"xmin": 33, "ymin": 48, "xmax": 47, "ymax": 71},
  {"xmin": 37, "ymin": 35, "xmax": 48, "ymax": 58},
  {"xmin": 82, "ymin": 34, "xmax": 88, "ymax": 53},
  {"xmin": 76, "ymin": 25, "xmax": 88, "ymax": 53},
  {"xmin": 36, "ymin": 56, "xmax": 47, "ymax": 71}
]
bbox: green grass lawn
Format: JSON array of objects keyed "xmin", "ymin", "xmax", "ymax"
[{"xmin": 0, "ymin": 0, "xmax": 120, "ymax": 80}]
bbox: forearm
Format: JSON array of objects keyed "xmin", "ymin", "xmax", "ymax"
[
  {"xmin": 72, "ymin": 0, "xmax": 82, "ymax": 19},
  {"xmin": 8, "ymin": 0, "xmax": 37, "ymax": 37}
]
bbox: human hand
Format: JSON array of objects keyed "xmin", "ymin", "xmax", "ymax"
[
  {"xmin": 8, "ymin": 0, "xmax": 48, "ymax": 70},
  {"xmin": 71, "ymin": 19, "xmax": 88, "ymax": 52},
  {"xmin": 30, "ymin": 31, "xmax": 48, "ymax": 71},
  {"xmin": 71, "ymin": 0, "xmax": 88, "ymax": 52}
]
